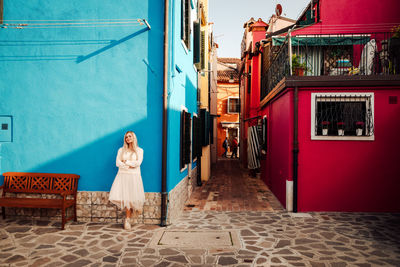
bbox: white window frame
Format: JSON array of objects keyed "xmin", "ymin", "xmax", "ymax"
[
  {"xmin": 311, "ymin": 92, "xmax": 374, "ymax": 141},
  {"xmin": 227, "ymin": 97, "xmax": 240, "ymax": 114}
]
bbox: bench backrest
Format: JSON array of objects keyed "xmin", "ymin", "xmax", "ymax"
[{"xmin": 2, "ymin": 172, "xmax": 80, "ymax": 195}]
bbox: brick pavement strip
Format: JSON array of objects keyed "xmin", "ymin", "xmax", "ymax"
[{"xmin": 0, "ymin": 212, "xmax": 399, "ymax": 266}]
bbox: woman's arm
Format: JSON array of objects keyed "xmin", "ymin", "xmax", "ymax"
[
  {"xmin": 116, "ymin": 148, "xmax": 128, "ymax": 168},
  {"xmin": 125, "ymin": 148, "xmax": 144, "ymax": 168}
]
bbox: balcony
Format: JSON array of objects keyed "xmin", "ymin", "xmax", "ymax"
[{"xmin": 261, "ymin": 32, "xmax": 400, "ymax": 100}]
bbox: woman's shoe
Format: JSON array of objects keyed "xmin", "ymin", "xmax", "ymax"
[{"xmin": 124, "ymin": 218, "xmax": 131, "ymax": 230}]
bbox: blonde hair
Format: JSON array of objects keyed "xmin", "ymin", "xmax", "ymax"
[{"xmin": 123, "ymin": 131, "xmax": 139, "ymax": 152}]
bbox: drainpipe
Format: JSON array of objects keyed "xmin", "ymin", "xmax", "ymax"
[
  {"xmin": 160, "ymin": 0, "xmax": 169, "ymax": 227},
  {"xmin": 292, "ymin": 86, "xmax": 299, "ymax": 212}
]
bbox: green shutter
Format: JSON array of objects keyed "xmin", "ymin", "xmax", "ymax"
[
  {"xmin": 193, "ymin": 21, "xmax": 201, "ymax": 64},
  {"xmin": 180, "ymin": 110, "xmax": 186, "ymax": 169},
  {"xmin": 200, "ymin": 31, "xmax": 205, "ymax": 70},
  {"xmin": 184, "ymin": 112, "xmax": 191, "ymax": 164},
  {"xmin": 185, "ymin": 0, "xmax": 191, "ymax": 48},
  {"xmin": 181, "ymin": 0, "xmax": 185, "ymax": 42}
]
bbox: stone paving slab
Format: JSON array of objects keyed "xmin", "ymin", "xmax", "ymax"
[{"xmin": 1, "ymin": 211, "xmax": 400, "ymax": 266}]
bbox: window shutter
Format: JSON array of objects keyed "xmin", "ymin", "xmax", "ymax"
[
  {"xmin": 192, "ymin": 116, "xmax": 202, "ymax": 160},
  {"xmin": 200, "ymin": 30, "xmax": 205, "ymax": 70},
  {"xmin": 181, "ymin": 0, "xmax": 185, "ymax": 42},
  {"xmin": 180, "ymin": 110, "xmax": 191, "ymax": 169},
  {"xmin": 180, "ymin": 110, "xmax": 186, "ymax": 169},
  {"xmin": 200, "ymin": 109, "xmax": 210, "ymax": 146},
  {"xmin": 0, "ymin": 0, "xmax": 3, "ymax": 24},
  {"xmin": 185, "ymin": 0, "xmax": 191, "ymax": 48},
  {"xmin": 193, "ymin": 21, "xmax": 201, "ymax": 64},
  {"xmin": 262, "ymin": 117, "xmax": 268, "ymax": 151},
  {"xmin": 184, "ymin": 111, "xmax": 191, "ymax": 164}
]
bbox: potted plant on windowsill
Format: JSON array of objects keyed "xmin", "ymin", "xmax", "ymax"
[
  {"xmin": 292, "ymin": 54, "xmax": 308, "ymax": 76},
  {"xmin": 337, "ymin": 122, "xmax": 345, "ymax": 136},
  {"xmin": 321, "ymin": 121, "xmax": 330, "ymax": 136},
  {"xmin": 355, "ymin": 121, "xmax": 364, "ymax": 136}
]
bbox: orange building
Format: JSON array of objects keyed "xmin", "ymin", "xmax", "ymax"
[{"xmin": 217, "ymin": 58, "xmax": 240, "ymax": 157}]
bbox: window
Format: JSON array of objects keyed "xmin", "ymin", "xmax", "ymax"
[
  {"xmin": 180, "ymin": 110, "xmax": 191, "ymax": 169},
  {"xmin": 0, "ymin": 0, "xmax": 3, "ymax": 24},
  {"xmin": 311, "ymin": 93, "xmax": 374, "ymax": 140},
  {"xmin": 181, "ymin": 0, "xmax": 191, "ymax": 49},
  {"xmin": 192, "ymin": 115, "xmax": 202, "ymax": 160},
  {"xmin": 261, "ymin": 116, "xmax": 268, "ymax": 152},
  {"xmin": 227, "ymin": 97, "xmax": 240, "ymax": 113}
]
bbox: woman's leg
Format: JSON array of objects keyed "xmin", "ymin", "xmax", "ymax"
[
  {"xmin": 126, "ymin": 208, "xmax": 132, "ymax": 218},
  {"xmin": 124, "ymin": 208, "xmax": 132, "ymax": 230}
]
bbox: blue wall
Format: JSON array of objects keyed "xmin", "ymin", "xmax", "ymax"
[
  {"xmin": 166, "ymin": 0, "xmax": 198, "ymax": 192},
  {"xmin": 0, "ymin": 0, "xmax": 165, "ymax": 192}
]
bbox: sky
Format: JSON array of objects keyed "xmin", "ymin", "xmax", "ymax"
[{"xmin": 209, "ymin": 0, "xmax": 311, "ymax": 58}]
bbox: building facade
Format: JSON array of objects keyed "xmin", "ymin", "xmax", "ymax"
[
  {"xmin": 0, "ymin": 0, "xmax": 201, "ymax": 224},
  {"xmin": 242, "ymin": 0, "xmax": 400, "ymax": 212},
  {"xmin": 216, "ymin": 58, "xmax": 240, "ymax": 157}
]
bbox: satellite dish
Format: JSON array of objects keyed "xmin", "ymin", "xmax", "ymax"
[{"xmin": 275, "ymin": 4, "xmax": 282, "ymax": 16}]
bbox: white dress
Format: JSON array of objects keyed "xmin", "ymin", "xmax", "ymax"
[{"xmin": 109, "ymin": 147, "xmax": 145, "ymax": 211}]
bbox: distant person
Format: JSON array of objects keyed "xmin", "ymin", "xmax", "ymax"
[
  {"xmin": 231, "ymin": 137, "xmax": 239, "ymax": 158},
  {"xmin": 109, "ymin": 131, "xmax": 145, "ymax": 230},
  {"xmin": 222, "ymin": 137, "xmax": 229, "ymax": 157}
]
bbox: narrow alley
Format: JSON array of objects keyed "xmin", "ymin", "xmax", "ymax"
[{"xmin": 184, "ymin": 159, "xmax": 284, "ymax": 212}]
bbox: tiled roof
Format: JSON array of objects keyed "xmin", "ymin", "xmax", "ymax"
[
  {"xmin": 217, "ymin": 70, "xmax": 239, "ymax": 83},
  {"xmin": 218, "ymin": 58, "xmax": 241, "ymax": 64}
]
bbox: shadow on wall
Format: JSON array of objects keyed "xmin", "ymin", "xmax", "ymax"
[
  {"xmin": 29, "ymin": 120, "xmax": 162, "ymax": 193},
  {"xmin": 0, "ymin": 0, "xmax": 164, "ymax": 193}
]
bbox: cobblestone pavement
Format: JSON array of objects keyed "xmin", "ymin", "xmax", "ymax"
[
  {"xmin": 1, "ymin": 160, "xmax": 400, "ymax": 266},
  {"xmin": 184, "ymin": 158, "xmax": 284, "ymax": 212},
  {"xmin": 1, "ymin": 212, "xmax": 399, "ymax": 266}
]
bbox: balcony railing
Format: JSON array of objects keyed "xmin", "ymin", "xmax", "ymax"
[{"xmin": 261, "ymin": 32, "xmax": 400, "ymax": 99}]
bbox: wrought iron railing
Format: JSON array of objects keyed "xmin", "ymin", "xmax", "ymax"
[
  {"xmin": 261, "ymin": 31, "xmax": 400, "ymax": 100},
  {"xmin": 261, "ymin": 39, "xmax": 290, "ymax": 100}
]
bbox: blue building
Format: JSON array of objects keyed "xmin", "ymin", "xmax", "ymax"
[{"xmin": 0, "ymin": 0, "xmax": 200, "ymax": 224}]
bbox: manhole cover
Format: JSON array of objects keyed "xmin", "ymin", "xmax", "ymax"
[{"xmin": 149, "ymin": 230, "xmax": 241, "ymax": 249}]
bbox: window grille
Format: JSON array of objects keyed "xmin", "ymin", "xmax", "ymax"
[
  {"xmin": 313, "ymin": 93, "xmax": 374, "ymax": 138},
  {"xmin": 227, "ymin": 98, "xmax": 240, "ymax": 113}
]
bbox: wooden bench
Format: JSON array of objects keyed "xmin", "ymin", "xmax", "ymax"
[{"xmin": 0, "ymin": 172, "xmax": 80, "ymax": 230}]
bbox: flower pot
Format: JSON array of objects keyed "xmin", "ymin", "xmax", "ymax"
[
  {"xmin": 356, "ymin": 128, "xmax": 363, "ymax": 136},
  {"xmin": 294, "ymin": 67, "xmax": 305, "ymax": 76},
  {"xmin": 322, "ymin": 128, "xmax": 328, "ymax": 136},
  {"xmin": 338, "ymin": 129, "xmax": 344, "ymax": 136}
]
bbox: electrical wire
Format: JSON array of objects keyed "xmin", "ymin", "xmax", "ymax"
[{"xmin": 1, "ymin": 19, "xmax": 146, "ymax": 29}]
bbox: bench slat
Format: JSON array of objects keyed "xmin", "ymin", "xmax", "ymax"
[{"xmin": 0, "ymin": 198, "xmax": 75, "ymax": 209}]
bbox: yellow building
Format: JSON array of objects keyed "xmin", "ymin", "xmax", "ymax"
[{"xmin": 194, "ymin": 0, "xmax": 212, "ymax": 182}]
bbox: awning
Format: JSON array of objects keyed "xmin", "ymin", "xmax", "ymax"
[
  {"xmin": 221, "ymin": 122, "xmax": 239, "ymax": 128},
  {"xmin": 272, "ymin": 35, "xmax": 370, "ymax": 46}
]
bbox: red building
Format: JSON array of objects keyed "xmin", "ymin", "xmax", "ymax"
[{"xmin": 240, "ymin": 0, "xmax": 400, "ymax": 212}]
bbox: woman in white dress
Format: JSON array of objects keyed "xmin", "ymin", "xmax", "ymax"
[{"xmin": 109, "ymin": 131, "xmax": 145, "ymax": 230}]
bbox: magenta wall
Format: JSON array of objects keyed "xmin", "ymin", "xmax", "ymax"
[
  {"xmin": 295, "ymin": 0, "xmax": 400, "ymax": 34},
  {"xmin": 260, "ymin": 91, "xmax": 293, "ymax": 207},
  {"xmin": 297, "ymin": 88, "xmax": 400, "ymax": 212}
]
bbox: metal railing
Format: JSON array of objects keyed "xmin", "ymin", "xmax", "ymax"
[{"xmin": 261, "ymin": 31, "xmax": 399, "ymax": 99}]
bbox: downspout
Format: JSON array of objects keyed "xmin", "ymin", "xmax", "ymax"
[
  {"xmin": 293, "ymin": 86, "xmax": 299, "ymax": 212},
  {"xmin": 160, "ymin": 0, "xmax": 169, "ymax": 227}
]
